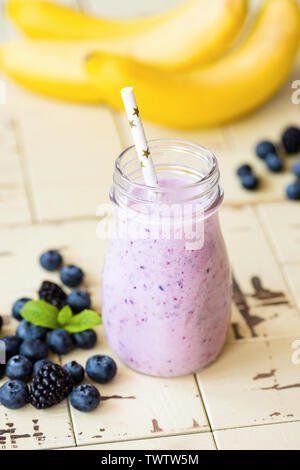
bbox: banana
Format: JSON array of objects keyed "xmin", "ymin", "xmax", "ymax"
[
  {"xmin": 0, "ymin": 40, "xmax": 102, "ymax": 102},
  {"xmin": 86, "ymin": 0, "xmax": 300, "ymax": 128},
  {"xmin": 6, "ymin": 0, "xmax": 170, "ymax": 39},
  {"xmin": 6, "ymin": 0, "xmax": 248, "ymax": 70}
]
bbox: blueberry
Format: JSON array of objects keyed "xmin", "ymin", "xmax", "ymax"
[
  {"xmin": 19, "ymin": 339, "xmax": 48, "ymax": 362},
  {"xmin": 73, "ymin": 330, "xmax": 97, "ymax": 350},
  {"xmin": 255, "ymin": 141, "xmax": 276, "ymax": 159},
  {"xmin": 70, "ymin": 384, "xmax": 100, "ymax": 412},
  {"xmin": 33, "ymin": 358, "xmax": 53, "ymax": 376},
  {"xmin": 266, "ymin": 153, "xmax": 283, "ymax": 173},
  {"xmin": 47, "ymin": 329, "xmax": 73, "ymax": 355},
  {"xmin": 0, "ymin": 379, "xmax": 29, "ymax": 409},
  {"xmin": 63, "ymin": 361, "xmax": 84, "ymax": 384},
  {"xmin": 6, "ymin": 355, "xmax": 33, "ymax": 382},
  {"xmin": 86, "ymin": 355, "xmax": 117, "ymax": 384},
  {"xmin": 237, "ymin": 164, "xmax": 253, "ymax": 178},
  {"xmin": 241, "ymin": 174, "xmax": 259, "ymax": 190},
  {"xmin": 67, "ymin": 289, "xmax": 91, "ymax": 313},
  {"xmin": 1, "ymin": 335, "xmax": 22, "ymax": 360},
  {"xmin": 286, "ymin": 181, "xmax": 300, "ymax": 200},
  {"xmin": 16, "ymin": 319, "xmax": 47, "ymax": 342},
  {"xmin": 12, "ymin": 297, "xmax": 32, "ymax": 321},
  {"xmin": 292, "ymin": 160, "xmax": 300, "ymax": 178},
  {"xmin": 282, "ymin": 127, "xmax": 300, "ymax": 154},
  {"xmin": 60, "ymin": 265, "xmax": 84, "ymax": 288},
  {"xmin": 39, "ymin": 250, "xmax": 63, "ymax": 271}
]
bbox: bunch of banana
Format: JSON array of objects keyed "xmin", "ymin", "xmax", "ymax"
[{"xmin": 0, "ymin": 0, "xmax": 299, "ymax": 128}]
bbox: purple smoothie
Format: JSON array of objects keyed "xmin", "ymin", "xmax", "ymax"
[{"xmin": 101, "ymin": 175, "xmax": 231, "ymax": 377}]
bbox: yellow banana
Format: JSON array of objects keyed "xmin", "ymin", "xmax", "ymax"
[
  {"xmin": 0, "ymin": 40, "xmax": 102, "ymax": 102},
  {"xmin": 6, "ymin": 0, "xmax": 171, "ymax": 39},
  {"xmin": 86, "ymin": 0, "xmax": 300, "ymax": 128},
  {"xmin": 6, "ymin": 0, "xmax": 248, "ymax": 70}
]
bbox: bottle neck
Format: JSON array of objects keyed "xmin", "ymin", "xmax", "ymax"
[{"xmin": 111, "ymin": 139, "xmax": 223, "ymax": 217}]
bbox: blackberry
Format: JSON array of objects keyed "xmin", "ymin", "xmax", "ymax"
[
  {"xmin": 33, "ymin": 359, "xmax": 53, "ymax": 376},
  {"xmin": 0, "ymin": 315, "xmax": 2, "ymax": 332},
  {"xmin": 38, "ymin": 281, "xmax": 66, "ymax": 309},
  {"xmin": 30, "ymin": 363, "xmax": 73, "ymax": 409},
  {"xmin": 282, "ymin": 127, "xmax": 300, "ymax": 154}
]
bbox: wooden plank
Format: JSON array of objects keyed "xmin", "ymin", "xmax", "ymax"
[
  {"xmin": 215, "ymin": 421, "xmax": 300, "ymax": 450},
  {"xmin": 63, "ymin": 327, "xmax": 209, "ymax": 446},
  {"xmin": 0, "ymin": 110, "xmax": 31, "ymax": 225},
  {"xmin": 220, "ymin": 206, "xmax": 300, "ymax": 342},
  {"xmin": 197, "ymin": 336, "xmax": 300, "ymax": 430},
  {"xmin": 0, "ymin": 219, "xmax": 106, "ymax": 316},
  {"xmin": 257, "ymin": 202, "xmax": 300, "ymax": 264},
  {"xmin": 68, "ymin": 432, "xmax": 216, "ymax": 450},
  {"xmin": 0, "ymin": 218, "xmax": 107, "ymax": 449},
  {"xmin": 283, "ymin": 265, "xmax": 300, "ymax": 314},
  {"xmin": 16, "ymin": 103, "xmax": 121, "ymax": 221}
]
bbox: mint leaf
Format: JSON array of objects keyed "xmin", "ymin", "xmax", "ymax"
[
  {"xmin": 21, "ymin": 300, "xmax": 60, "ymax": 329},
  {"xmin": 57, "ymin": 305, "xmax": 73, "ymax": 326},
  {"xmin": 63, "ymin": 309, "xmax": 101, "ymax": 333}
]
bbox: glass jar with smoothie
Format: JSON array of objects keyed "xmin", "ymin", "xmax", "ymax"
[{"xmin": 101, "ymin": 139, "xmax": 231, "ymax": 377}]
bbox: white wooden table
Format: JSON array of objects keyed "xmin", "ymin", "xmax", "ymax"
[{"xmin": 1, "ymin": 0, "xmax": 300, "ymax": 450}]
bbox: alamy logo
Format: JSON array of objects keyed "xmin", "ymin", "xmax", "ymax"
[
  {"xmin": 0, "ymin": 340, "xmax": 6, "ymax": 364},
  {"xmin": 291, "ymin": 340, "xmax": 300, "ymax": 365},
  {"xmin": 0, "ymin": 80, "xmax": 6, "ymax": 105},
  {"xmin": 291, "ymin": 80, "xmax": 300, "ymax": 104}
]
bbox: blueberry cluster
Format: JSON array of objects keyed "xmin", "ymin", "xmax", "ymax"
[
  {"xmin": 236, "ymin": 164, "xmax": 259, "ymax": 190},
  {"xmin": 237, "ymin": 126, "xmax": 300, "ymax": 199},
  {"xmin": 0, "ymin": 250, "xmax": 118, "ymax": 412}
]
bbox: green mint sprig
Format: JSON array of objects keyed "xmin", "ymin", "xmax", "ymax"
[{"xmin": 21, "ymin": 300, "xmax": 102, "ymax": 332}]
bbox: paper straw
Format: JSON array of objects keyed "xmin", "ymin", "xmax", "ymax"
[{"xmin": 121, "ymin": 87, "xmax": 158, "ymax": 187}]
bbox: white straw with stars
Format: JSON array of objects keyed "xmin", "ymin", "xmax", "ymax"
[{"xmin": 121, "ymin": 87, "xmax": 158, "ymax": 187}]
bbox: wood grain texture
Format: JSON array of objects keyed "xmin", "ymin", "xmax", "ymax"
[
  {"xmin": 0, "ymin": 111, "xmax": 31, "ymax": 225},
  {"xmin": 257, "ymin": 202, "xmax": 300, "ymax": 264},
  {"xmin": 67, "ymin": 432, "xmax": 216, "ymax": 450},
  {"xmin": 63, "ymin": 327, "xmax": 209, "ymax": 446},
  {"xmin": 215, "ymin": 421, "xmax": 300, "ymax": 450},
  {"xmin": 220, "ymin": 206, "xmax": 300, "ymax": 342},
  {"xmin": 197, "ymin": 336, "xmax": 300, "ymax": 430}
]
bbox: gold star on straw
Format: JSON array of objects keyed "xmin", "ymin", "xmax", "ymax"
[
  {"xmin": 140, "ymin": 161, "xmax": 145, "ymax": 168},
  {"xmin": 129, "ymin": 120, "xmax": 136, "ymax": 128},
  {"xmin": 142, "ymin": 148, "xmax": 150, "ymax": 159},
  {"xmin": 133, "ymin": 107, "xmax": 139, "ymax": 117}
]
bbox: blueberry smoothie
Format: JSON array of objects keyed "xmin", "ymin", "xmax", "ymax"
[{"xmin": 101, "ymin": 140, "xmax": 232, "ymax": 377}]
